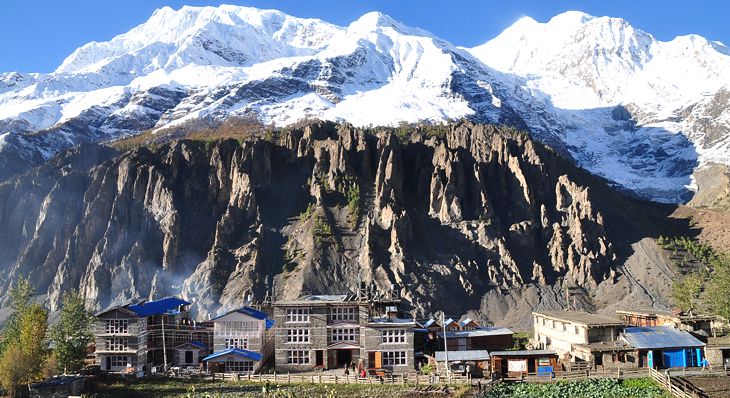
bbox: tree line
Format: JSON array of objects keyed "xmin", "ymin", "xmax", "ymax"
[
  {"xmin": 0, "ymin": 277, "xmax": 94, "ymax": 397},
  {"xmin": 657, "ymin": 235, "xmax": 730, "ymax": 321}
]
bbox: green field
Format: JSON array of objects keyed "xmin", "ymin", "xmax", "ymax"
[
  {"xmin": 482, "ymin": 378, "xmax": 670, "ymax": 398},
  {"xmin": 95, "ymin": 377, "xmax": 468, "ymax": 398}
]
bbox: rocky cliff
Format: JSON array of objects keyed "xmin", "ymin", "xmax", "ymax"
[{"xmin": 0, "ymin": 122, "xmax": 676, "ymax": 327}]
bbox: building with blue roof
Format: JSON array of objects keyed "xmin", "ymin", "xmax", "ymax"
[
  {"xmin": 93, "ymin": 296, "xmax": 212, "ymax": 373},
  {"xmin": 620, "ymin": 326, "xmax": 706, "ymax": 369},
  {"xmin": 202, "ymin": 306, "xmax": 275, "ymax": 374}
]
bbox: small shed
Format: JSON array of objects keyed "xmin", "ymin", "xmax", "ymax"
[
  {"xmin": 621, "ymin": 326, "xmax": 706, "ymax": 368},
  {"xmin": 174, "ymin": 340, "xmax": 208, "ymax": 366},
  {"xmin": 434, "ymin": 350, "xmax": 491, "ymax": 371},
  {"xmin": 489, "ymin": 350, "xmax": 560, "ymax": 377}
]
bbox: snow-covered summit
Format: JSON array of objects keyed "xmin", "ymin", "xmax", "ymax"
[
  {"xmin": 57, "ymin": 5, "xmax": 342, "ymax": 74},
  {"xmin": 1, "ymin": 7, "xmax": 730, "ymax": 203}
]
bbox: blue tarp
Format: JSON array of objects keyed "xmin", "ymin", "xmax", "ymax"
[
  {"xmin": 127, "ymin": 297, "xmax": 191, "ymax": 317},
  {"xmin": 622, "ymin": 326, "xmax": 705, "ymax": 350},
  {"xmin": 202, "ymin": 348, "xmax": 263, "ymax": 362}
]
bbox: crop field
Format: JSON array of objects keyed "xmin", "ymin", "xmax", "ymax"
[
  {"xmin": 95, "ymin": 377, "xmax": 470, "ymax": 398},
  {"xmin": 482, "ymin": 378, "xmax": 670, "ymax": 398},
  {"xmin": 684, "ymin": 375, "xmax": 730, "ymax": 398}
]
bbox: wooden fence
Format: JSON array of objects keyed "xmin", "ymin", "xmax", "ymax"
[
  {"xmin": 503, "ymin": 368, "xmax": 650, "ymax": 383},
  {"xmin": 206, "ymin": 372, "xmax": 471, "ymax": 385},
  {"xmin": 649, "ymin": 368, "xmax": 710, "ymax": 398}
]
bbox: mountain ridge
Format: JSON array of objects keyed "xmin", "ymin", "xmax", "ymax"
[{"xmin": 0, "ymin": 6, "xmax": 729, "ymax": 204}]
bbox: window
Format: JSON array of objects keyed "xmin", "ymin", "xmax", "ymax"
[
  {"xmin": 330, "ymin": 307, "xmax": 357, "ymax": 322},
  {"xmin": 109, "ymin": 356, "xmax": 129, "ymax": 367},
  {"xmin": 221, "ymin": 321, "xmax": 258, "ymax": 334},
  {"xmin": 331, "ymin": 328, "xmax": 357, "ymax": 342},
  {"xmin": 225, "ymin": 360, "xmax": 254, "ymax": 373},
  {"xmin": 382, "ymin": 351, "xmax": 407, "ymax": 366},
  {"xmin": 562, "ymin": 323, "xmax": 567, "ymax": 332},
  {"xmin": 382, "ymin": 329, "xmax": 406, "ymax": 344},
  {"xmin": 286, "ymin": 329, "xmax": 310, "ymax": 343},
  {"xmin": 105, "ymin": 337, "xmax": 128, "ymax": 351},
  {"xmin": 574, "ymin": 326, "xmax": 579, "ymax": 335},
  {"xmin": 286, "ymin": 309, "xmax": 310, "ymax": 323},
  {"xmin": 225, "ymin": 338, "xmax": 249, "ymax": 349},
  {"xmin": 287, "ymin": 350, "xmax": 310, "ymax": 364},
  {"xmin": 105, "ymin": 319, "xmax": 129, "ymax": 334}
]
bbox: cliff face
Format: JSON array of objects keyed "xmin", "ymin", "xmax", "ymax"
[{"xmin": 0, "ymin": 122, "xmax": 672, "ymax": 326}]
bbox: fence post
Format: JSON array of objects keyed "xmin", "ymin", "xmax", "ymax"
[
  {"xmin": 335, "ymin": 376, "xmax": 338, "ymax": 384},
  {"xmin": 288, "ymin": 372, "xmax": 291, "ymax": 384}
]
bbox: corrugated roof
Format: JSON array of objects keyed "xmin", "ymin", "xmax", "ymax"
[
  {"xmin": 435, "ymin": 350, "xmax": 490, "ymax": 362},
  {"xmin": 202, "ymin": 348, "xmax": 263, "ymax": 362},
  {"xmin": 489, "ymin": 350, "xmax": 557, "ymax": 357},
  {"xmin": 621, "ymin": 326, "xmax": 706, "ymax": 349},
  {"xmin": 439, "ymin": 327, "xmax": 513, "ymax": 339},
  {"xmin": 127, "ymin": 297, "xmax": 191, "ymax": 317},
  {"xmin": 421, "ymin": 319, "xmax": 439, "ymax": 328}
]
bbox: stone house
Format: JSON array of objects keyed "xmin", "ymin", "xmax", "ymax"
[
  {"xmin": 93, "ymin": 297, "xmax": 212, "ymax": 373},
  {"xmin": 202, "ymin": 306, "xmax": 275, "ymax": 374},
  {"xmin": 532, "ymin": 311, "xmax": 630, "ymax": 369},
  {"xmin": 273, "ymin": 291, "xmax": 415, "ymax": 373}
]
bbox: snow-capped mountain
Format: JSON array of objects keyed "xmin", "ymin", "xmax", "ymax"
[
  {"xmin": 470, "ymin": 11, "xmax": 730, "ymax": 201},
  {"xmin": 1, "ymin": 6, "xmax": 729, "ymax": 203}
]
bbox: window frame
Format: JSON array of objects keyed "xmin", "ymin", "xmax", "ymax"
[
  {"xmin": 286, "ymin": 308, "xmax": 310, "ymax": 323},
  {"xmin": 381, "ymin": 329, "xmax": 406, "ymax": 344}
]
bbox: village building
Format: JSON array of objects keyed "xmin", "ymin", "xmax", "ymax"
[
  {"xmin": 616, "ymin": 309, "xmax": 715, "ymax": 337},
  {"xmin": 705, "ymin": 335, "xmax": 730, "ymax": 368},
  {"xmin": 433, "ymin": 350, "xmax": 491, "ymax": 376},
  {"xmin": 201, "ymin": 306, "xmax": 275, "ymax": 374},
  {"xmin": 93, "ymin": 297, "xmax": 212, "ymax": 373},
  {"xmin": 532, "ymin": 311, "xmax": 628, "ymax": 369},
  {"xmin": 489, "ymin": 350, "xmax": 560, "ymax": 377},
  {"xmin": 439, "ymin": 327, "xmax": 514, "ymax": 351},
  {"xmin": 619, "ymin": 326, "xmax": 706, "ymax": 369},
  {"xmin": 272, "ymin": 286, "xmax": 416, "ymax": 374}
]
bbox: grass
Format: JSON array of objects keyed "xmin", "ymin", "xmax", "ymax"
[{"xmin": 94, "ymin": 377, "xmax": 456, "ymax": 398}]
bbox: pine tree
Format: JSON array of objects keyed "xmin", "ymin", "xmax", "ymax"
[
  {"xmin": 704, "ymin": 255, "xmax": 730, "ymax": 321},
  {"xmin": 50, "ymin": 290, "xmax": 94, "ymax": 373}
]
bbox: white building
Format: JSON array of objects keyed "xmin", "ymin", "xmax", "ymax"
[{"xmin": 202, "ymin": 307, "xmax": 274, "ymax": 374}]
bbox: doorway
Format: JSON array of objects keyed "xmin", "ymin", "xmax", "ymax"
[
  {"xmin": 336, "ymin": 349, "xmax": 353, "ymax": 367},
  {"xmin": 185, "ymin": 350, "xmax": 194, "ymax": 364},
  {"xmin": 316, "ymin": 350, "xmax": 324, "ymax": 367}
]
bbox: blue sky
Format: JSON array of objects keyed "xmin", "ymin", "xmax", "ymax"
[{"xmin": 1, "ymin": 0, "xmax": 728, "ymax": 73}]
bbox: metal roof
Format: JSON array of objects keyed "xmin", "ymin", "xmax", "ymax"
[
  {"xmin": 127, "ymin": 297, "xmax": 191, "ymax": 317},
  {"xmin": 534, "ymin": 311, "xmax": 625, "ymax": 326},
  {"xmin": 202, "ymin": 348, "xmax": 263, "ymax": 362},
  {"xmin": 439, "ymin": 327, "xmax": 513, "ymax": 339},
  {"xmin": 421, "ymin": 319, "xmax": 439, "ymax": 328},
  {"xmin": 435, "ymin": 350, "xmax": 490, "ymax": 362},
  {"xmin": 211, "ymin": 306, "xmax": 275, "ymax": 329},
  {"xmin": 621, "ymin": 326, "xmax": 706, "ymax": 349},
  {"xmin": 489, "ymin": 350, "xmax": 558, "ymax": 357}
]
